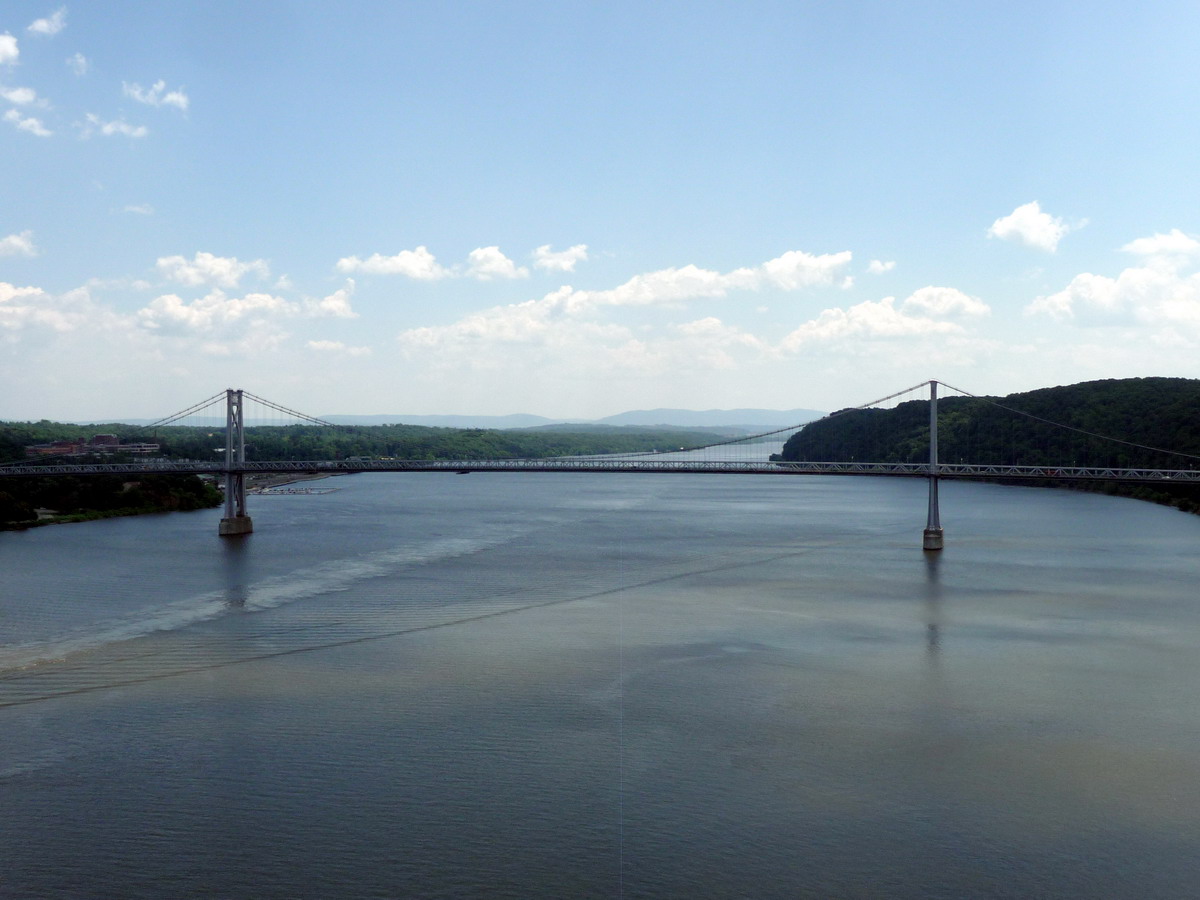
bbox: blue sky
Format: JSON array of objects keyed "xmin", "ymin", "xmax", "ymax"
[{"xmin": 4, "ymin": 1, "xmax": 1200, "ymax": 420}]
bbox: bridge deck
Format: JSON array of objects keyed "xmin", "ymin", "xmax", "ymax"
[{"xmin": 2, "ymin": 458, "xmax": 1198, "ymax": 483}]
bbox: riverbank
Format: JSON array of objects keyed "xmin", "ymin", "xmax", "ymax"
[
  {"xmin": 0, "ymin": 473, "xmax": 222, "ymax": 530},
  {"xmin": 246, "ymin": 472, "xmax": 338, "ymax": 492}
]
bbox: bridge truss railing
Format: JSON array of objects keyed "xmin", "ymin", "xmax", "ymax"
[{"xmin": 3, "ymin": 457, "xmax": 1198, "ymax": 483}]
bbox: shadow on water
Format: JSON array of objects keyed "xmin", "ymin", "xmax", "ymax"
[{"xmin": 220, "ymin": 535, "xmax": 250, "ymax": 609}]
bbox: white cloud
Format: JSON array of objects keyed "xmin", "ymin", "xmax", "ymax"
[
  {"xmin": 758, "ymin": 250, "xmax": 853, "ymax": 290},
  {"xmin": 397, "ymin": 248, "xmax": 855, "ymax": 355},
  {"xmin": 336, "ymin": 245, "xmax": 530, "ymax": 280},
  {"xmin": 533, "ymin": 244, "xmax": 588, "ymax": 272},
  {"xmin": 66, "ymin": 52, "xmax": 88, "ymax": 75},
  {"xmin": 780, "ymin": 297, "xmax": 967, "ymax": 350},
  {"xmin": 867, "ymin": 259, "xmax": 895, "ymax": 274},
  {"xmin": 137, "ymin": 290, "xmax": 291, "ymax": 332},
  {"xmin": 137, "ymin": 278, "xmax": 355, "ymax": 337},
  {"xmin": 1026, "ymin": 229, "xmax": 1200, "ymax": 335},
  {"xmin": 28, "ymin": 8, "xmax": 66, "ymax": 36},
  {"xmin": 0, "ymin": 33, "xmax": 18, "ymax": 65},
  {"xmin": 0, "ymin": 283, "xmax": 118, "ymax": 334},
  {"xmin": 987, "ymin": 201, "xmax": 1072, "ymax": 252},
  {"xmin": 122, "ymin": 203, "xmax": 154, "ymax": 215},
  {"xmin": 1120, "ymin": 229, "xmax": 1200, "ymax": 263},
  {"xmin": 80, "ymin": 113, "xmax": 147, "ymax": 139},
  {"xmin": 900, "ymin": 286, "xmax": 989, "ymax": 318},
  {"xmin": 1028, "ymin": 265, "xmax": 1200, "ymax": 324},
  {"xmin": 0, "ymin": 85, "xmax": 42, "ymax": 105},
  {"xmin": 0, "ymin": 282, "xmax": 44, "ymax": 305},
  {"xmin": 156, "ymin": 252, "xmax": 270, "ymax": 289},
  {"xmin": 466, "ymin": 246, "xmax": 529, "ymax": 280},
  {"xmin": 4, "ymin": 108, "xmax": 51, "ymax": 137},
  {"xmin": 305, "ymin": 280, "xmax": 357, "ymax": 318},
  {"xmin": 307, "ymin": 339, "xmax": 371, "ymax": 356},
  {"xmin": 0, "ymin": 230, "xmax": 37, "ymax": 257},
  {"xmin": 336, "ymin": 245, "xmax": 450, "ymax": 279},
  {"xmin": 123, "ymin": 80, "xmax": 189, "ymax": 112},
  {"xmin": 537, "ymin": 249, "xmax": 854, "ymax": 315}
]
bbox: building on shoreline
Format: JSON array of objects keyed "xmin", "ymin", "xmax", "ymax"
[{"xmin": 24, "ymin": 434, "xmax": 161, "ymax": 458}]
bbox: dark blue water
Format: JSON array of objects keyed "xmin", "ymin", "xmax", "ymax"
[{"xmin": 2, "ymin": 473, "xmax": 1199, "ymax": 897}]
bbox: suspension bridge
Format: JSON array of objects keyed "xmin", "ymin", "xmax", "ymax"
[{"xmin": 3, "ymin": 381, "xmax": 1199, "ymax": 547}]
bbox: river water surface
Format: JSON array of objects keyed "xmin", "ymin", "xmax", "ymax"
[{"xmin": 2, "ymin": 472, "xmax": 1199, "ymax": 898}]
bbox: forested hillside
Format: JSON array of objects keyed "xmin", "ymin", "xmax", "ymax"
[{"xmin": 779, "ymin": 377, "xmax": 1200, "ymax": 513}]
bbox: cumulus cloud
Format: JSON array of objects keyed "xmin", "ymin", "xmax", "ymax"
[
  {"xmin": 336, "ymin": 245, "xmax": 533, "ymax": 281},
  {"xmin": 137, "ymin": 279, "xmax": 355, "ymax": 336},
  {"xmin": 396, "ymin": 248, "xmax": 855, "ymax": 357},
  {"xmin": 398, "ymin": 302, "xmax": 759, "ymax": 382},
  {"xmin": 0, "ymin": 281, "xmax": 44, "ymax": 306},
  {"xmin": 156, "ymin": 252, "xmax": 270, "ymax": 289},
  {"xmin": 1028, "ymin": 265, "xmax": 1200, "ymax": 325},
  {"xmin": 393, "ymin": 248, "xmax": 865, "ymax": 386},
  {"xmin": 780, "ymin": 296, "xmax": 968, "ymax": 350},
  {"xmin": 307, "ymin": 339, "xmax": 371, "ymax": 356},
  {"xmin": 1120, "ymin": 229, "xmax": 1200, "ymax": 263},
  {"xmin": 4, "ymin": 108, "xmax": 51, "ymax": 137},
  {"xmin": 0, "ymin": 230, "xmax": 37, "ymax": 257},
  {"xmin": 137, "ymin": 290, "xmax": 291, "ymax": 332},
  {"xmin": 540, "ymin": 249, "xmax": 853, "ymax": 314},
  {"xmin": 0, "ymin": 85, "xmax": 42, "ymax": 105},
  {"xmin": 533, "ymin": 244, "xmax": 588, "ymax": 272},
  {"xmin": 80, "ymin": 113, "xmax": 147, "ymax": 139},
  {"xmin": 867, "ymin": 259, "xmax": 895, "ymax": 274},
  {"xmin": 0, "ymin": 33, "xmax": 18, "ymax": 65},
  {"xmin": 123, "ymin": 80, "xmax": 189, "ymax": 112},
  {"xmin": 1026, "ymin": 228, "xmax": 1200, "ymax": 332},
  {"xmin": 900, "ymin": 286, "xmax": 989, "ymax": 317},
  {"xmin": 305, "ymin": 281, "xmax": 357, "ymax": 318},
  {"xmin": 66, "ymin": 52, "xmax": 87, "ymax": 75},
  {"xmin": 0, "ymin": 283, "xmax": 117, "ymax": 334},
  {"xmin": 28, "ymin": 8, "xmax": 66, "ymax": 36},
  {"xmin": 466, "ymin": 246, "xmax": 529, "ymax": 280},
  {"xmin": 987, "ymin": 201, "xmax": 1072, "ymax": 252},
  {"xmin": 336, "ymin": 245, "xmax": 450, "ymax": 279}
]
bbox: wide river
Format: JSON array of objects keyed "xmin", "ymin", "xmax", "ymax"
[{"xmin": 2, "ymin": 471, "xmax": 1199, "ymax": 898}]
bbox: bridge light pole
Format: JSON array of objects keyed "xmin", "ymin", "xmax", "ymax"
[
  {"xmin": 923, "ymin": 380, "xmax": 944, "ymax": 551},
  {"xmin": 219, "ymin": 388, "xmax": 253, "ymax": 536}
]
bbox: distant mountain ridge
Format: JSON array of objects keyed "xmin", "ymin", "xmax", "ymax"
[
  {"xmin": 73, "ymin": 407, "xmax": 827, "ymax": 431},
  {"xmin": 321, "ymin": 407, "xmax": 824, "ymax": 431},
  {"xmin": 595, "ymin": 407, "xmax": 823, "ymax": 429}
]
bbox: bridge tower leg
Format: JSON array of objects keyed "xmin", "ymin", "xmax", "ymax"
[
  {"xmin": 923, "ymin": 380, "xmax": 944, "ymax": 551},
  {"xmin": 219, "ymin": 388, "xmax": 253, "ymax": 536}
]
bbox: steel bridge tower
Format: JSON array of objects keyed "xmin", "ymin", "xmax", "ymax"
[{"xmin": 219, "ymin": 388, "xmax": 253, "ymax": 536}]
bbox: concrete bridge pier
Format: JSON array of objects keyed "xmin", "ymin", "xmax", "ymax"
[
  {"xmin": 923, "ymin": 477, "xmax": 943, "ymax": 550},
  {"xmin": 923, "ymin": 380, "xmax": 944, "ymax": 551},
  {"xmin": 219, "ymin": 388, "xmax": 253, "ymax": 537}
]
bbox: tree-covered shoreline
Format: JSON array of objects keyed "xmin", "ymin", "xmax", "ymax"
[
  {"xmin": 0, "ymin": 473, "xmax": 224, "ymax": 529},
  {"xmin": 778, "ymin": 377, "xmax": 1200, "ymax": 515},
  {"xmin": 0, "ymin": 419, "xmax": 720, "ymax": 528},
  {"xmin": 2, "ymin": 420, "xmax": 719, "ymax": 465}
]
